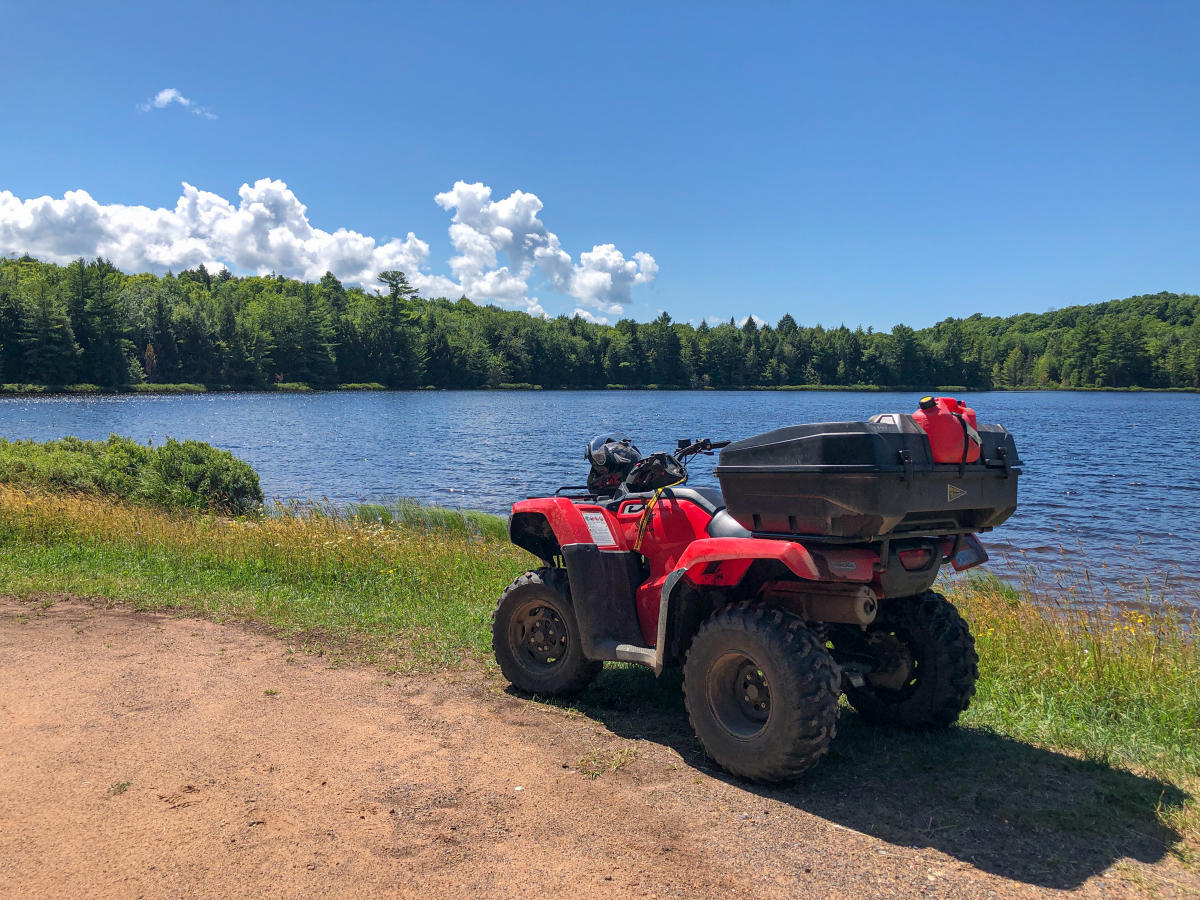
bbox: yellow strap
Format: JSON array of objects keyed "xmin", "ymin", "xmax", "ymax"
[{"xmin": 632, "ymin": 476, "xmax": 685, "ymax": 552}]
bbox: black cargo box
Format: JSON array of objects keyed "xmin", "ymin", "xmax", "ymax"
[{"xmin": 714, "ymin": 414, "xmax": 1021, "ymax": 541}]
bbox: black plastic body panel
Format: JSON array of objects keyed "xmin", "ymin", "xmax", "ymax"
[
  {"xmin": 561, "ymin": 543, "xmax": 646, "ymax": 659},
  {"xmin": 715, "ymin": 417, "xmax": 1021, "ymax": 541},
  {"xmin": 509, "ymin": 511, "xmax": 561, "ymax": 564}
]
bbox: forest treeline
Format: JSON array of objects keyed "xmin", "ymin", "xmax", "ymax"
[{"xmin": 1, "ymin": 255, "xmax": 1198, "ymax": 391}]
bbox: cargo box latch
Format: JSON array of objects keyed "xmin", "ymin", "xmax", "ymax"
[
  {"xmin": 897, "ymin": 449, "xmax": 915, "ymax": 485},
  {"xmin": 989, "ymin": 446, "xmax": 1012, "ymax": 478}
]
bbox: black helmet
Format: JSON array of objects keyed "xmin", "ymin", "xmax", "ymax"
[
  {"xmin": 585, "ymin": 435, "xmax": 641, "ymax": 496},
  {"xmin": 624, "ymin": 452, "xmax": 687, "ymax": 493}
]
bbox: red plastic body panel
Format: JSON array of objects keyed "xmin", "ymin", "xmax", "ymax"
[
  {"xmin": 674, "ymin": 538, "xmax": 820, "ymax": 581},
  {"xmin": 807, "ymin": 547, "xmax": 877, "ymax": 583},
  {"xmin": 510, "ymin": 497, "xmax": 614, "ymax": 547},
  {"xmin": 515, "ymin": 496, "xmax": 818, "ymax": 644},
  {"xmin": 510, "ymin": 494, "xmax": 967, "ymax": 647},
  {"xmin": 613, "ymin": 497, "xmax": 734, "ymax": 643}
]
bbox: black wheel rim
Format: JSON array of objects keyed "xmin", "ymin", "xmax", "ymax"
[
  {"xmin": 509, "ymin": 599, "xmax": 569, "ymax": 673},
  {"xmin": 706, "ymin": 652, "xmax": 771, "ymax": 739}
]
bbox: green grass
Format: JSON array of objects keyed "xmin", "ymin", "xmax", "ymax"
[
  {"xmin": 0, "ymin": 488, "xmax": 523, "ymax": 668},
  {"xmin": 348, "ymin": 498, "xmax": 508, "ymax": 540},
  {"xmin": 0, "ymin": 485, "xmax": 1195, "ymax": 865},
  {"xmin": 943, "ymin": 573, "xmax": 1199, "ymax": 782}
]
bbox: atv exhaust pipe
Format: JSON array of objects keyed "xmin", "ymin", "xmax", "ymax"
[{"xmin": 761, "ymin": 583, "xmax": 878, "ymax": 626}]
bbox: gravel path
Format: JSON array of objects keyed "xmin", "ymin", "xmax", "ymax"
[{"xmin": 0, "ymin": 598, "xmax": 1191, "ymax": 898}]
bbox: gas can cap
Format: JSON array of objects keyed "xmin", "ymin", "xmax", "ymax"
[{"xmin": 918, "ymin": 396, "xmax": 937, "ymax": 410}]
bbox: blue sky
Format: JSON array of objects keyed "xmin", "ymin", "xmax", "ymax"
[{"xmin": 1, "ymin": 1, "xmax": 1196, "ymax": 329}]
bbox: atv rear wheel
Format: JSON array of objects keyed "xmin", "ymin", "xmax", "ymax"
[
  {"xmin": 492, "ymin": 568, "xmax": 601, "ymax": 697},
  {"xmin": 683, "ymin": 604, "xmax": 840, "ymax": 782},
  {"xmin": 841, "ymin": 590, "xmax": 978, "ymax": 729}
]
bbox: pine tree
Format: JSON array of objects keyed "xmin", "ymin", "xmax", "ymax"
[{"xmin": 21, "ymin": 272, "xmax": 79, "ymax": 385}]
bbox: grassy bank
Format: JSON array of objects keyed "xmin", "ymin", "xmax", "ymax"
[
  {"xmin": 0, "ymin": 487, "xmax": 524, "ymax": 666},
  {"xmin": 0, "ymin": 486, "xmax": 1195, "ymax": 862}
]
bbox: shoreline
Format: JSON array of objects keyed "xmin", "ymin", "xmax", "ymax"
[{"xmin": 4, "ymin": 383, "xmax": 1199, "ymax": 398}]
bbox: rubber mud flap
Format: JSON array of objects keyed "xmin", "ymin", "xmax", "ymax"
[{"xmin": 561, "ymin": 543, "xmax": 647, "ymax": 659}]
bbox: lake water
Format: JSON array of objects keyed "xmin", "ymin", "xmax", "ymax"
[{"xmin": 2, "ymin": 390, "xmax": 1198, "ymax": 608}]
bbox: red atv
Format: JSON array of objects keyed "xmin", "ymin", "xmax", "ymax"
[{"xmin": 493, "ymin": 398, "xmax": 1021, "ymax": 782}]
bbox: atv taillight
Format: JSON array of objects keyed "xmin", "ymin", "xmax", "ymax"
[
  {"xmin": 950, "ymin": 534, "xmax": 989, "ymax": 571},
  {"xmin": 898, "ymin": 548, "xmax": 933, "ymax": 571}
]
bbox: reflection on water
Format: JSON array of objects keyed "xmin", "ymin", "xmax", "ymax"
[{"xmin": 2, "ymin": 389, "xmax": 1198, "ymax": 607}]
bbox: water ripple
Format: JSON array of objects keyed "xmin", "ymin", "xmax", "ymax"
[{"xmin": 3, "ymin": 389, "xmax": 1198, "ymax": 608}]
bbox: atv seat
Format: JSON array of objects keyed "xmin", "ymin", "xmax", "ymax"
[
  {"xmin": 659, "ymin": 486, "xmax": 725, "ymax": 516},
  {"xmin": 706, "ymin": 509, "xmax": 751, "ymax": 539},
  {"xmin": 617, "ymin": 486, "xmax": 726, "ymax": 516}
]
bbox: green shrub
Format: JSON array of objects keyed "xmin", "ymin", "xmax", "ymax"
[
  {"xmin": 273, "ymin": 382, "xmax": 313, "ymax": 392},
  {"xmin": 0, "ymin": 435, "xmax": 263, "ymax": 514},
  {"xmin": 129, "ymin": 383, "xmax": 207, "ymax": 394},
  {"xmin": 337, "ymin": 383, "xmax": 387, "ymax": 391}
]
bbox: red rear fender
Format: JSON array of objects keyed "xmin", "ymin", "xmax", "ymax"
[
  {"xmin": 643, "ymin": 538, "xmax": 823, "ymax": 674},
  {"xmin": 674, "ymin": 537, "xmax": 821, "ymax": 582}
]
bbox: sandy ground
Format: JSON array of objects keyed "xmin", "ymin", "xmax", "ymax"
[{"xmin": 0, "ymin": 598, "xmax": 1194, "ymax": 899}]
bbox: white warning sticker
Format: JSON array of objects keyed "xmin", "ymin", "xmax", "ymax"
[{"xmin": 581, "ymin": 511, "xmax": 617, "ymax": 546}]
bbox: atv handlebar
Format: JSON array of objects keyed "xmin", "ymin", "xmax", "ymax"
[{"xmin": 673, "ymin": 438, "xmax": 731, "ymax": 462}]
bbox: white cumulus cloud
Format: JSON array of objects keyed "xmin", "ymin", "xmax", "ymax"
[
  {"xmin": 0, "ymin": 179, "xmax": 656, "ymax": 315},
  {"xmin": 138, "ymin": 88, "xmax": 217, "ymax": 119},
  {"xmin": 434, "ymin": 181, "xmax": 656, "ymax": 316},
  {"xmin": 572, "ymin": 308, "xmax": 610, "ymax": 325}
]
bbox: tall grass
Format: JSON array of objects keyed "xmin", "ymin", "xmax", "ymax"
[
  {"xmin": 0, "ymin": 485, "xmax": 1195, "ymax": 848},
  {"xmin": 946, "ymin": 573, "xmax": 1199, "ymax": 781},
  {"xmin": 348, "ymin": 498, "xmax": 508, "ymax": 540},
  {"xmin": 0, "ymin": 487, "xmax": 522, "ymax": 667}
]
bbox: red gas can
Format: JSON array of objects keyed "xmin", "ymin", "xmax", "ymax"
[{"xmin": 912, "ymin": 396, "xmax": 982, "ymax": 464}]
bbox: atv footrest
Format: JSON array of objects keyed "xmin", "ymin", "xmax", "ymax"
[{"xmin": 614, "ymin": 644, "xmax": 656, "ymax": 666}]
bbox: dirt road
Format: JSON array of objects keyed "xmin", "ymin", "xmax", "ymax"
[{"xmin": 0, "ymin": 598, "xmax": 1191, "ymax": 898}]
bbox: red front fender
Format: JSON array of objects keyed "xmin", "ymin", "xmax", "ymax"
[{"xmin": 510, "ymin": 497, "xmax": 596, "ymax": 546}]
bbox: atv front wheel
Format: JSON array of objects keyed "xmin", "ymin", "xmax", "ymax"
[
  {"xmin": 841, "ymin": 590, "xmax": 978, "ymax": 729},
  {"xmin": 683, "ymin": 604, "xmax": 840, "ymax": 782},
  {"xmin": 492, "ymin": 568, "xmax": 601, "ymax": 697}
]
